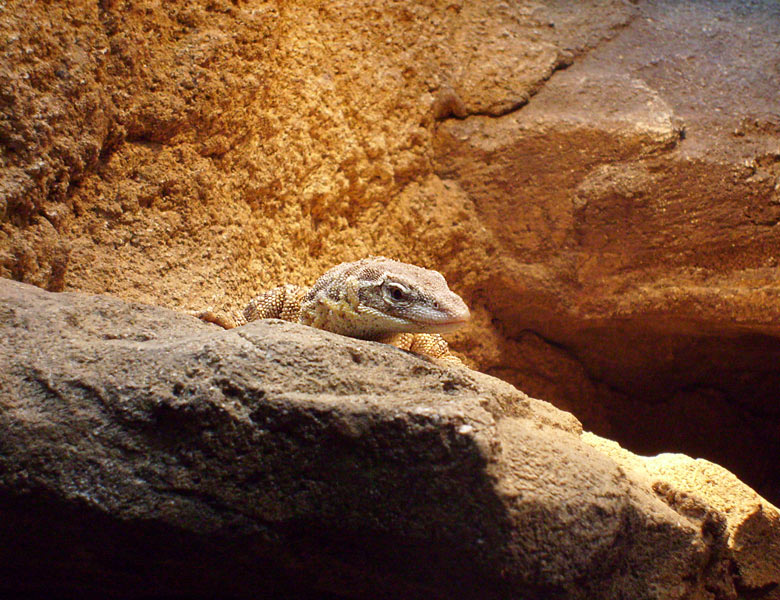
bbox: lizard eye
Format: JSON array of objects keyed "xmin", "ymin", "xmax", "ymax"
[{"xmin": 385, "ymin": 283, "xmax": 410, "ymax": 303}]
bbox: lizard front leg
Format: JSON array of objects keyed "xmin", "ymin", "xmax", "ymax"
[{"xmin": 385, "ymin": 333, "xmax": 464, "ymax": 366}]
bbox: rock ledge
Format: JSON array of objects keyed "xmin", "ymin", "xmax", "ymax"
[{"xmin": 0, "ymin": 278, "xmax": 777, "ymax": 600}]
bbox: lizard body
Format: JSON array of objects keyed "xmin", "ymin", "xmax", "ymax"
[{"xmin": 199, "ymin": 257, "xmax": 470, "ymax": 364}]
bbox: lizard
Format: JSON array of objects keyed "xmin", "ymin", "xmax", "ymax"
[{"xmin": 197, "ymin": 256, "xmax": 470, "ymax": 364}]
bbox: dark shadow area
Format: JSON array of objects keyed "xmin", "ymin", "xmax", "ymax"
[
  {"xmin": 514, "ymin": 323, "xmax": 780, "ymax": 506},
  {"xmin": 0, "ymin": 490, "xmax": 345, "ymax": 600},
  {"xmin": 586, "ymin": 328, "xmax": 780, "ymax": 506}
]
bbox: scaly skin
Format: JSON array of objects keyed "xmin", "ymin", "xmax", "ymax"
[{"xmin": 198, "ymin": 257, "xmax": 470, "ymax": 364}]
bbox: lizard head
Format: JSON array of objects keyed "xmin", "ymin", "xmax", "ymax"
[{"xmin": 347, "ymin": 257, "xmax": 471, "ymax": 336}]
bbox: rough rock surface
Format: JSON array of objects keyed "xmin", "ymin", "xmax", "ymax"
[
  {"xmin": 1, "ymin": 0, "xmax": 779, "ymax": 523},
  {"xmin": 2, "ymin": 278, "xmax": 779, "ymax": 600},
  {"xmin": 432, "ymin": 0, "xmax": 780, "ymax": 507}
]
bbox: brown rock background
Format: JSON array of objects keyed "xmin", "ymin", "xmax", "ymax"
[{"xmin": 2, "ymin": 0, "xmax": 779, "ymax": 508}]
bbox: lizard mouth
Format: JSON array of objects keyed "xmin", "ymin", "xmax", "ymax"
[{"xmin": 418, "ymin": 316, "xmax": 469, "ymax": 333}]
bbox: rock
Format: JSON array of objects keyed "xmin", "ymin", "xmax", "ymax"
[
  {"xmin": 430, "ymin": 0, "xmax": 780, "ymax": 507},
  {"xmin": 1, "ymin": 0, "xmax": 780, "ymax": 572},
  {"xmin": 583, "ymin": 433, "xmax": 780, "ymax": 594},
  {"xmin": 1, "ymin": 278, "xmax": 778, "ymax": 599}
]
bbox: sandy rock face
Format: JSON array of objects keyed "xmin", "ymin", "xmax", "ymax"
[
  {"xmin": 2, "ymin": 278, "xmax": 778, "ymax": 600},
  {"xmin": 1, "ymin": 0, "xmax": 779, "ymax": 556},
  {"xmin": 0, "ymin": 0, "xmax": 635, "ymax": 303}
]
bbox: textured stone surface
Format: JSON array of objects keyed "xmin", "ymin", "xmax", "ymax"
[
  {"xmin": 2, "ymin": 278, "xmax": 779, "ymax": 599},
  {"xmin": 583, "ymin": 433, "xmax": 780, "ymax": 594},
  {"xmin": 431, "ymin": 0, "xmax": 780, "ymax": 506},
  {"xmin": 1, "ymin": 0, "xmax": 779, "ymax": 525}
]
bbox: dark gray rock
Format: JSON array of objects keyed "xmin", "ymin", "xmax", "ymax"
[{"xmin": 0, "ymin": 278, "xmax": 750, "ymax": 599}]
